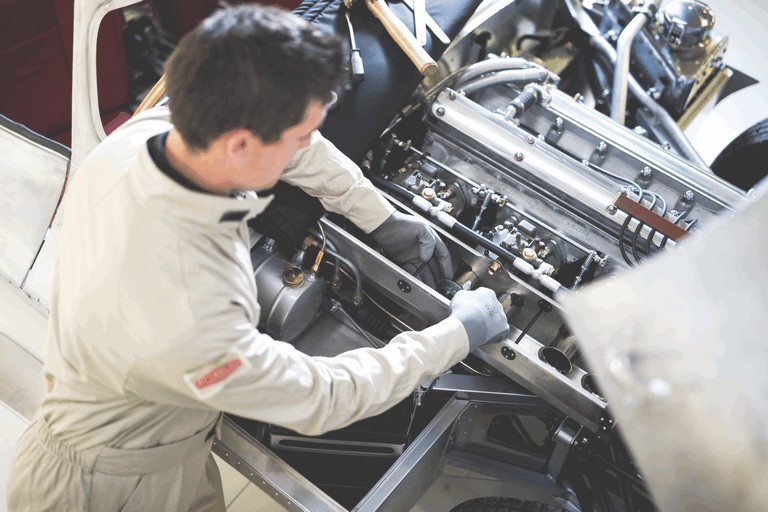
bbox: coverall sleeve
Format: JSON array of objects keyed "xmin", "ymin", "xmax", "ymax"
[
  {"xmin": 124, "ymin": 307, "xmax": 469, "ymax": 436},
  {"xmin": 279, "ymin": 131, "xmax": 395, "ymax": 233}
]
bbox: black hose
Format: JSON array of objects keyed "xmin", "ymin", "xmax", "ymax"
[
  {"xmin": 367, "ymin": 173, "xmax": 524, "ymax": 269},
  {"xmin": 618, "ymin": 215, "xmax": 634, "ymax": 266},
  {"xmin": 631, "ymin": 221, "xmax": 644, "ymax": 263}
]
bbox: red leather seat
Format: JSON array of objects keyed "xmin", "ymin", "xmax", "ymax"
[
  {"xmin": 152, "ymin": 0, "xmax": 303, "ymax": 42},
  {"xmin": 0, "ymin": 1, "xmax": 302, "ymax": 147},
  {"xmin": 0, "ymin": 0, "xmax": 131, "ymax": 147}
]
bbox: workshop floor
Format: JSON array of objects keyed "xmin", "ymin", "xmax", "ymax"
[{"xmin": 214, "ymin": 453, "xmax": 287, "ymax": 511}]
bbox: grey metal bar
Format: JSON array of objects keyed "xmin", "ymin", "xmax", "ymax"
[
  {"xmin": 353, "ymin": 398, "xmax": 470, "ymax": 511},
  {"xmin": 0, "ymin": 333, "xmax": 45, "ymax": 421},
  {"xmin": 431, "ymin": 373, "xmax": 544, "ymax": 406},
  {"xmin": 476, "ymin": 334, "xmax": 606, "ymax": 432}
]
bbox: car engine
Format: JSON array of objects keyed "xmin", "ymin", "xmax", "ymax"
[{"xmin": 216, "ymin": 1, "xmax": 755, "ymax": 510}]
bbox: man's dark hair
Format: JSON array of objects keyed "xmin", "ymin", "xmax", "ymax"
[{"xmin": 165, "ymin": 5, "xmax": 343, "ymax": 150}]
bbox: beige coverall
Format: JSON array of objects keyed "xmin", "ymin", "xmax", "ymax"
[{"xmin": 7, "ymin": 109, "xmax": 470, "ymax": 511}]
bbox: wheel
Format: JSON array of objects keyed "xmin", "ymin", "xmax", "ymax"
[
  {"xmin": 449, "ymin": 497, "xmax": 565, "ymax": 512},
  {"xmin": 711, "ymin": 118, "xmax": 768, "ymax": 191}
]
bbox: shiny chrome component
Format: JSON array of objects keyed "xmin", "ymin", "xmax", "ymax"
[
  {"xmin": 660, "ymin": 0, "xmax": 716, "ymax": 47},
  {"xmin": 611, "ymin": 3, "xmax": 654, "ymax": 124},
  {"xmin": 252, "ymin": 246, "xmax": 327, "ymax": 342}
]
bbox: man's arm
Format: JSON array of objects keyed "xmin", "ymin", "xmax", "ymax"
[
  {"xmin": 123, "ymin": 285, "xmax": 506, "ymax": 437},
  {"xmin": 281, "ymin": 132, "xmax": 453, "ymax": 282},
  {"xmin": 280, "ymin": 131, "xmax": 394, "ymax": 233},
  {"xmin": 124, "ymin": 310, "xmax": 469, "ymax": 436}
]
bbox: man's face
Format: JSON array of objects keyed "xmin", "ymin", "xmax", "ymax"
[{"xmin": 243, "ymin": 100, "xmax": 327, "ymax": 191}]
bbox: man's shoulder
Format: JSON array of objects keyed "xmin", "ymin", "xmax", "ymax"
[
  {"xmin": 99, "ymin": 107, "xmax": 172, "ymax": 149},
  {"xmin": 72, "ymin": 108, "xmax": 172, "ymax": 184}
]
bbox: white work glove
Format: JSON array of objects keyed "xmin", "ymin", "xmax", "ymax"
[
  {"xmin": 450, "ymin": 288, "xmax": 510, "ymax": 352},
  {"xmin": 370, "ymin": 211, "xmax": 453, "ymax": 287}
]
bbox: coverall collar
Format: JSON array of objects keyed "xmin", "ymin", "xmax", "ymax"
[{"xmin": 132, "ymin": 142, "xmax": 273, "ymax": 226}]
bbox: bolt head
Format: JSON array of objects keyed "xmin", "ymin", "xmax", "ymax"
[{"xmin": 501, "ymin": 346, "xmax": 516, "ymax": 360}]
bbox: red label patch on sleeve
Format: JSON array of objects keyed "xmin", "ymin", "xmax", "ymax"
[{"xmin": 193, "ymin": 358, "xmax": 243, "ymax": 389}]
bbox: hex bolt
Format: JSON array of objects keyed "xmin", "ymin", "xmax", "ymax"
[
  {"xmin": 448, "ymin": 90, "xmax": 456, "ymax": 100},
  {"xmin": 641, "ymin": 166, "xmax": 652, "ymax": 178},
  {"xmin": 435, "ymin": 106, "xmax": 446, "ymax": 116},
  {"xmin": 526, "ymin": 135, "xmax": 536, "ymax": 145},
  {"xmin": 606, "ymin": 205, "xmax": 618, "ymax": 215},
  {"xmin": 514, "ymin": 152, "xmax": 524, "ymax": 162},
  {"xmin": 684, "ymin": 190, "xmax": 695, "ymax": 201},
  {"xmin": 597, "ymin": 141, "xmax": 608, "ymax": 153}
]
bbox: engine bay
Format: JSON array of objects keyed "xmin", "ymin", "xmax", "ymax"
[{"xmin": 209, "ymin": 1, "xmax": 759, "ymax": 510}]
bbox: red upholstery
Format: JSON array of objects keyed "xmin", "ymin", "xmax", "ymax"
[
  {"xmin": 152, "ymin": 0, "xmax": 303, "ymax": 41},
  {"xmin": 0, "ymin": 0, "xmax": 131, "ymax": 146}
]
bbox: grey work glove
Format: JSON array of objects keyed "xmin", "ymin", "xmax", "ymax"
[
  {"xmin": 370, "ymin": 211, "xmax": 453, "ymax": 287},
  {"xmin": 450, "ymin": 288, "xmax": 510, "ymax": 352}
]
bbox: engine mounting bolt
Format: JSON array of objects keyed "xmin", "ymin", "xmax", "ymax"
[
  {"xmin": 606, "ymin": 205, "xmax": 618, "ymax": 215},
  {"xmin": 526, "ymin": 135, "xmax": 535, "ymax": 145},
  {"xmin": 684, "ymin": 190, "xmax": 695, "ymax": 201},
  {"xmin": 641, "ymin": 166, "xmax": 653, "ymax": 178},
  {"xmin": 435, "ymin": 106, "xmax": 446, "ymax": 116},
  {"xmin": 514, "ymin": 152, "xmax": 524, "ymax": 162}
]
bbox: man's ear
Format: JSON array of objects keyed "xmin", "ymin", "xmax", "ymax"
[{"xmin": 222, "ymin": 129, "xmax": 263, "ymax": 163}]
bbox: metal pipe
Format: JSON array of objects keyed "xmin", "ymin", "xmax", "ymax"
[
  {"xmin": 457, "ymin": 69, "xmax": 550, "ymax": 96},
  {"xmin": 455, "ymin": 57, "xmax": 537, "ymax": 85},
  {"xmin": 324, "ymin": 247, "xmax": 363, "ymax": 306},
  {"xmin": 592, "ymin": 35, "xmax": 709, "ymax": 168},
  {"xmin": 329, "ymin": 299, "xmax": 383, "ymax": 349},
  {"xmin": 611, "ymin": 9, "xmax": 651, "ymax": 125}
]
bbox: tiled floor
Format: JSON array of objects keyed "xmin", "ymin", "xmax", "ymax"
[{"xmin": 214, "ymin": 453, "xmax": 287, "ymax": 511}]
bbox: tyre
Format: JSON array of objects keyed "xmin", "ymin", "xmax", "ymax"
[
  {"xmin": 449, "ymin": 497, "xmax": 565, "ymax": 512},
  {"xmin": 711, "ymin": 118, "xmax": 768, "ymax": 191}
]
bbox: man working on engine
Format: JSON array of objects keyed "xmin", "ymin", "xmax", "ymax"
[{"xmin": 7, "ymin": 5, "xmax": 508, "ymax": 511}]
